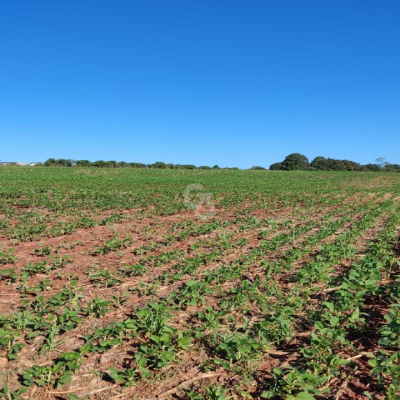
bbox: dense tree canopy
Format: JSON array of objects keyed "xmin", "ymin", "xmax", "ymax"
[
  {"xmin": 270, "ymin": 154, "xmax": 400, "ymax": 172},
  {"xmin": 269, "ymin": 162, "xmax": 283, "ymax": 171},
  {"xmin": 310, "ymin": 157, "xmax": 363, "ymax": 171},
  {"xmin": 281, "ymin": 153, "xmax": 310, "ymax": 170}
]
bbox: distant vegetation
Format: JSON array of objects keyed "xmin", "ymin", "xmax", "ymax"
[
  {"xmin": 38, "ymin": 159, "xmax": 239, "ymax": 170},
  {"xmin": 27, "ymin": 156, "xmax": 400, "ymax": 172},
  {"xmin": 270, "ymin": 154, "xmax": 400, "ymax": 172}
]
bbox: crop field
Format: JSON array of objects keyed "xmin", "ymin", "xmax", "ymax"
[{"xmin": 0, "ymin": 167, "xmax": 400, "ymax": 400}]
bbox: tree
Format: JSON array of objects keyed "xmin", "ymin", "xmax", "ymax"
[
  {"xmin": 249, "ymin": 166, "xmax": 266, "ymax": 170},
  {"xmin": 363, "ymin": 163, "xmax": 381, "ymax": 171},
  {"xmin": 311, "ymin": 157, "xmax": 329, "ymax": 170},
  {"xmin": 281, "ymin": 153, "xmax": 310, "ymax": 170},
  {"xmin": 342, "ymin": 160, "xmax": 363, "ymax": 171},
  {"xmin": 129, "ymin": 162, "xmax": 146, "ymax": 168},
  {"xmin": 149, "ymin": 162, "xmax": 166, "ymax": 169},
  {"xmin": 376, "ymin": 157, "xmax": 390, "ymax": 169},
  {"xmin": 76, "ymin": 160, "xmax": 91, "ymax": 167},
  {"xmin": 43, "ymin": 158, "xmax": 74, "ymax": 167},
  {"xmin": 91, "ymin": 160, "xmax": 106, "ymax": 168},
  {"xmin": 269, "ymin": 162, "xmax": 283, "ymax": 170},
  {"xmin": 43, "ymin": 158, "xmax": 56, "ymax": 166},
  {"xmin": 383, "ymin": 163, "xmax": 400, "ymax": 172}
]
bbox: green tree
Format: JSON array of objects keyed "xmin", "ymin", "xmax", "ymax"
[
  {"xmin": 376, "ymin": 157, "xmax": 389, "ymax": 168},
  {"xmin": 76, "ymin": 160, "xmax": 91, "ymax": 167},
  {"xmin": 363, "ymin": 163, "xmax": 380, "ymax": 171},
  {"xmin": 269, "ymin": 162, "xmax": 283, "ymax": 170},
  {"xmin": 129, "ymin": 162, "xmax": 146, "ymax": 168},
  {"xmin": 43, "ymin": 158, "xmax": 56, "ymax": 166},
  {"xmin": 311, "ymin": 156, "xmax": 329, "ymax": 170},
  {"xmin": 91, "ymin": 160, "xmax": 106, "ymax": 168},
  {"xmin": 149, "ymin": 162, "xmax": 166, "ymax": 169},
  {"xmin": 281, "ymin": 153, "xmax": 310, "ymax": 170}
]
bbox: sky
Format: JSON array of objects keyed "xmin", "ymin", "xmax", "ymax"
[{"xmin": 1, "ymin": 0, "xmax": 399, "ymax": 168}]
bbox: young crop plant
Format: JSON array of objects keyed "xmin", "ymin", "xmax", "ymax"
[
  {"xmin": 168, "ymin": 279, "xmax": 213, "ymax": 308},
  {"xmin": 21, "ymin": 351, "xmax": 82, "ymax": 388},
  {"xmin": 261, "ymin": 366, "xmax": 330, "ymax": 399},
  {"xmin": 0, "ymin": 268, "xmax": 18, "ymax": 284},
  {"xmin": 83, "ymin": 298, "xmax": 112, "ymax": 317},
  {"xmin": 33, "ymin": 243, "xmax": 52, "ymax": 256},
  {"xmin": 188, "ymin": 384, "xmax": 231, "ymax": 400},
  {"xmin": 119, "ymin": 262, "xmax": 148, "ymax": 277},
  {"xmin": 91, "ymin": 233, "xmax": 133, "ymax": 255},
  {"xmin": 254, "ymin": 307, "xmax": 295, "ymax": 346},
  {"xmin": 108, "ymin": 366, "xmax": 139, "ymax": 387},
  {"xmin": 368, "ymin": 351, "xmax": 400, "ymax": 398},
  {"xmin": 197, "ymin": 307, "xmax": 227, "ymax": 332},
  {"xmin": 0, "ymin": 248, "xmax": 16, "ymax": 265},
  {"xmin": 214, "ymin": 332, "xmax": 267, "ymax": 364},
  {"xmin": 0, "ymin": 328, "xmax": 25, "ymax": 360},
  {"xmin": 130, "ymin": 281, "xmax": 160, "ymax": 297},
  {"xmin": 88, "ymin": 267, "xmax": 122, "ymax": 287}
]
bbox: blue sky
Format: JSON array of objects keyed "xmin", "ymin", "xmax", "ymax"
[{"xmin": 1, "ymin": 0, "xmax": 399, "ymax": 168}]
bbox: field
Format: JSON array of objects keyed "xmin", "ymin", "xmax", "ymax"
[{"xmin": 0, "ymin": 167, "xmax": 400, "ymax": 400}]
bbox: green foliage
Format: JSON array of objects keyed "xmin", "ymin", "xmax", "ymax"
[
  {"xmin": 22, "ymin": 351, "xmax": 82, "ymax": 388},
  {"xmin": 189, "ymin": 384, "xmax": 231, "ymax": 400},
  {"xmin": 368, "ymin": 352, "xmax": 400, "ymax": 396},
  {"xmin": 249, "ymin": 166, "xmax": 266, "ymax": 170},
  {"xmin": 91, "ymin": 234, "xmax": 133, "ymax": 255},
  {"xmin": 379, "ymin": 304, "xmax": 400, "ymax": 349},
  {"xmin": 214, "ymin": 333, "xmax": 266, "ymax": 362},
  {"xmin": 270, "ymin": 154, "xmax": 399, "ymax": 172},
  {"xmin": 0, "ymin": 248, "xmax": 16, "ymax": 265},
  {"xmin": 282, "ymin": 153, "xmax": 310, "ymax": 170},
  {"xmin": 40, "ymin": 158, "xmax": 240, "ymax": 169},
  {"xmin": 311, "ymin": 156, "xmax": 364, "ymax": 171},
  {"xmin": 269, "ymin": 162, "xmax": 283, "ymax": 170},
  {"xmin": 261, "ymin": 367, "xmax": 327, "ymax": 399}
]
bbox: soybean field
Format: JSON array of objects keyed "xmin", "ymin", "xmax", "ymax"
[{"xmin": 1, "ymin": 167, "xmax": 400, "ymax": 400}]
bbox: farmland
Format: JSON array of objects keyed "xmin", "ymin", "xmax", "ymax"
[{"xmin": 0, "ymin": 167, "xmax": 400, "ymax": 400}]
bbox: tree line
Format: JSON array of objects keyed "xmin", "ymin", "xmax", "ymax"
[
  {"xmin": 269, "ymin": 154, "xmax": 400, "ymax": 172},
  {"xmin": 38, "ymin": 158, "xmax": 239, "ymax": 170},
  {"xmin": 30, "ymin": 156, "xmax": 400, "ymax": 172}
]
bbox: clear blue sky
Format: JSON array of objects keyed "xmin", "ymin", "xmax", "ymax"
[{"xmin": 1, "ymin": 0, "xmax": 399, "ymax": 168}]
